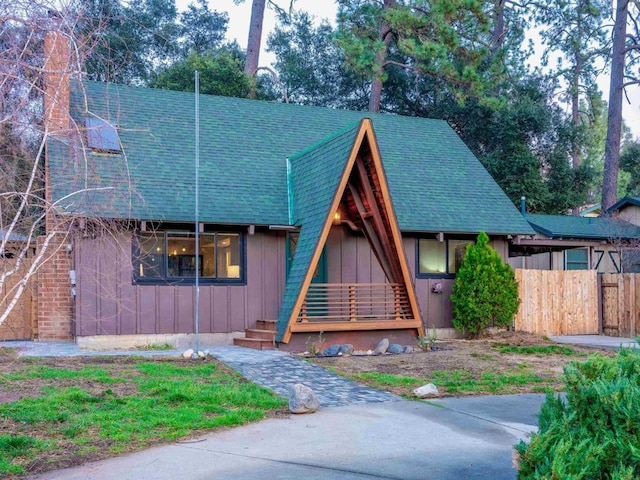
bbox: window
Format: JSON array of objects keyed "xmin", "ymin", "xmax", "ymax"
[
  {"xmin": 565, "ymin": 248, "xmax": 589, "ymax": 270},
  {"xmin": 84, "ymin": 117, "xmax": 121, "ymax": 152},
  {"xmin": 134, "ymin": 231, "xmax": 244, "ymax": 284},
  {"xmin": 418, "ymin": 238, "xmax": 472, "ymax": 277}
]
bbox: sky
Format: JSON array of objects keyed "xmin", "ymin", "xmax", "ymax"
[{"xmin": 178, "ymin": 0, "xmax": 640, "ymax": 139}]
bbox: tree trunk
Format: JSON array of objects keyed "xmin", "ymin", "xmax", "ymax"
[
  {"xmin": 602, "ymin": 0, "xmax": 628, "ymax": 213},
  {"xmin": 490, "ymin": 0, "xmax": 505, "ymax": 55},
  {"xmin": 368, "ymin": 0, "xmax": 395, "ymax": 113},
  {"xmin": 244, "ymin": 0, "xmax": 266, "ymax": 78}
]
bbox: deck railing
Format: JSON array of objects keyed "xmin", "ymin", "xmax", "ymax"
[{"xmin": 297, "ymin": 283, "xmax": 412, "ymax": 324}]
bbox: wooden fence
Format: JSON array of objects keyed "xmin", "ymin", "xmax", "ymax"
[
  {"xmin": 0, "ymin": 258, "xmax": 36, "ymax": 340},
  {"xmin": 601, "ymin": 273, "xmax": 640, "ymax": 338},
  {"xmin": 514, "ymin": 269, "xmax": 599, "ymax": 336}
]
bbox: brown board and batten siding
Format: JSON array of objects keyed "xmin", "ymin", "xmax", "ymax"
[
  {"xmin": 326, "ymin": 232, "xmax": 510, "ymax": 329},
  {"xmin": 405, "ymin": 236, "xmax": 509, "ymax": 329},
  {"xmin": 326, "ymin": 226, "xmax": 386, "ymax": 284},
  {"xmin": 74, "ymin": 231, "xmax": 286, "ymax": 336}
]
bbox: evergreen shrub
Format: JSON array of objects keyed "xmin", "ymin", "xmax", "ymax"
[
  {"xmin": 515, "ymin": 350, "xmax": 640, "ymax": 479},
  {"xmin": 450, "ymin": 231, "xmax": 520, "ymax": 335}
]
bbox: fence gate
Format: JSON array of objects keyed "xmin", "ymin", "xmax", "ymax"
[
  {"xmin": 601, "ymin": 273, "xmax": 640, "ymax": 338},
  {"xmin": 0, "ymin": 258, "xmax": 36, "ymax": 341},
  {"xmin": 514, "ymin": 269, "xmax": 599, "ymax": 335}
]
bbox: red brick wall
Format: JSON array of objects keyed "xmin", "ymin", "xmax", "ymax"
[{"xmin": 36, "ymin": 236, "xmax": 74, "ymax": 341}]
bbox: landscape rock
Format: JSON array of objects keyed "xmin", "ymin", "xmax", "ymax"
[
  {"xmin": 320, "ymin": 344, "xmax": 341, "ymax": 357},
  {"xmin": 338, "ymin": 344, "xmax": 354, "ymax": 356},
  {"xmin": 289, "ymin": 384, "xmax": 320, "ymax": 414},
  {"xmin": 413, "ymin": 383, "xmax": 439, "ymax": 398},
  {"xmin": 182, "ymin": 349, "xmax": 194, "ymax": 359},
  {"xmin": 387, "ymin": 344, "xmax": 403, "ymax": 354},
  {"xmin": 403, "ymin": 345, "xmax": 414, "ymax": 354},
  {"xmin": 374, "ymin": 338, "xmax": 389, "ymax": 355}
]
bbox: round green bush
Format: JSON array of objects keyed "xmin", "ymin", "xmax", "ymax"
[
  {"xmin": 515, "ymin": 350, "xmax": 640, "ymax": 479},
  {"xmin": 450, "ymin": 231, "xmax": 520, "ymax": 335}
]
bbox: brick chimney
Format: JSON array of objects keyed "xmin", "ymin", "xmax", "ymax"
[
  {"xmin": 43, "ymin": 18, "xmax": 70, "ymax": 136},
  {"xmin": 38, "ymin": 16, "xmax": 74, "ymax": 342}
]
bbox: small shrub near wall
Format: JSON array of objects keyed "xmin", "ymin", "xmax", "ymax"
[
  {"xmin": 451, "ymin": 231, "xmax": 520, "ymax": 336},
  {"xmin": 515, "ymin": 350, "xmax": 640, "ymax": 479}
]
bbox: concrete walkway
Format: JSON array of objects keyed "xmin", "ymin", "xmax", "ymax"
[
  {"xmin": 550, "ymin": 334, "xmax": 639, "ymax": 350},
  {"xmin": 32, "ymin": 394, "xmax": 544, "ymax": 480}
]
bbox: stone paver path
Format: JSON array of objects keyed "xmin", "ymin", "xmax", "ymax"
[
  {"xmin": 210, "ymin": 346, "xmax": 400, "ymax": 407},
  {"xmin": 0, "ymin": 341, "xmax": 400, "ymax": 407}
]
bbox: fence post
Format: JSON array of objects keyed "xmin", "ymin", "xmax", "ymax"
[{"xmin": 597, "ymin": 273, "xmax": 603, "ymax": 335}]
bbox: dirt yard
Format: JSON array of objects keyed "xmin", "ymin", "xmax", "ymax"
[{"xmin": 309, "ymin": 331, "xmax": 615, "ymax": 397}]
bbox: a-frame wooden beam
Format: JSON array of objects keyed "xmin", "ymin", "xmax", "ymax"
[{"xmin": 281, "ymin": 119, "xmax": 423, "ymax": 343}]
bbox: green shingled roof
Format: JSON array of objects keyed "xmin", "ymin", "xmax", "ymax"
[
  {"xmin": 275, "ymin": 122, "xmax": 361, "ymax": 341},
  {"xmin": 49, "ymin": 79, "xmax": 534, "ymax": 235},
  {"xmin": 526, "ymin": 214, "xmax": 640, "ymax": 240}
]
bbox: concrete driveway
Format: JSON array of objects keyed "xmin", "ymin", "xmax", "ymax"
[
  {"xmin": 550, "ymin": 335, "xmax": 638, "ymax": 350},
  {"xmin": 34, "ymin": 394, "xmax": 545, "ymax": 480}
]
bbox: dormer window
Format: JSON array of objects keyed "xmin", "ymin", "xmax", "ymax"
[{"xmin": 84, "ymin": 117, "xmax": 121, "ymax": 153}]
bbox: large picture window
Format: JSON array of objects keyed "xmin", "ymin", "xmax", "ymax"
[
  {"xmin": 134, "ymin": 231, "xmax": 244, "ymax": 284},
  {"xmin": 417, "ymin": 238, "xmax": 472, "ymax": 277}
]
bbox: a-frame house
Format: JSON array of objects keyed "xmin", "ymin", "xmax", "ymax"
[
  {"xmin": 39, "ymin": 28, "xmax": 536, "ymax": 349},
  {"xmin": 277, "ymin": 119, "xmax": 423, "ymax": 344}
]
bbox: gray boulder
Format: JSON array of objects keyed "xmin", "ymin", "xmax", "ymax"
[
  {"xmin": 289, "ymin": 384, "xmax": 320, "ymax": 414},
  {"xmin": 402, "ymin": 345, "xmax": 414, "ymax": 354},
  {"xmin": 338, "ymin": 344, "xmax": 354, "ymax": 356},
  {"xmin": 374, "ymin": 338, "xmax": 389, "ymax": 355},
  {"xmin": 387, "ymin": 343, "xmax": 403, "ymax": 354},
  {"xmin": 320, "ymin": 344, "xmax": 341, "ymax": 357}
]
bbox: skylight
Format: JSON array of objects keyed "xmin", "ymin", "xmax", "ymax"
[{"xmin": 84, "ymin": 117, "xmax": 121, "ymax": 152}]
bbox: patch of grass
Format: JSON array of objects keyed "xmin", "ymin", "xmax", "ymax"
[
  {"xmin": 349, "ymin": 372, "xmax": 421, "ymax": 389},
  {"xmin": 136, "ymin": 343, "xmax": 174, "ymax": 351},
  {"xmin": 470, "ymin": 353, "xmax": 497, "ymax": 361},
  {"xmin": 0, "ymin": 360, "xmax": 285, "ymax": 477},
  {"xmin": 431, "ymin": 368, "xmax": 551, "ymax": 395},
  {"xmin": 340, "ymin": 367, "xmax": 556, "ymax": 397},
  {"xmin": 5, "ymin": 365, "xmax": 124, "ymax": 383},
  {"xmin": 492, "ymin": 343, "xmax": 578, "ymax": 356},
  {"xmin": 0, "ymin": 435, "xmax": 46, "ymax": 475}
]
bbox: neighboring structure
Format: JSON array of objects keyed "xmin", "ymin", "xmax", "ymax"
[
  {"xmin": 508, "ymin": 214, "xmax": 640, "ymax": 273},
  {"xmin": 39, "ymin": 30, "xmax": 540, "ymax": 349},
  {"xmin": 609, "ymin": 196, "xmax": 640, "ymax": 225}
]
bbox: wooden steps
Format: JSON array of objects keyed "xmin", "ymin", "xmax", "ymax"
[{"xmin": 233, "ymin": 320, "xmax": 277, "ymax": 350}]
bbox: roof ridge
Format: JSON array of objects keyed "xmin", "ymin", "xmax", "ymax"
[{"xmin": 288, "ymin": 120, "xmax": 363, "ymax": 162}]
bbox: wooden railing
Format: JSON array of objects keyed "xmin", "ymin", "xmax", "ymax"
[{"xmin": 297, "ymin": 283, "xmax": 412, "ymax": 324}]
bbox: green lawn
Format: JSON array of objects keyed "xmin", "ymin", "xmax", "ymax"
[
  {"xmin": 346, "ymin": 365, "xmax": 556, "ymax": 397},
  {"xmin": 0, "ymin": 357, "xmax": 286, "ymax": 477}
]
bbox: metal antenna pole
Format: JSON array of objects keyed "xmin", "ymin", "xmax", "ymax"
[{"xmin": 194, "ymin": 70, "xmax": 200, "ymax": 356}]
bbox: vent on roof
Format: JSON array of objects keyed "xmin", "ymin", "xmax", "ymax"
[{"xmin": 84, "ymin": 117, "xmax": 121, "ymax": 153}]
